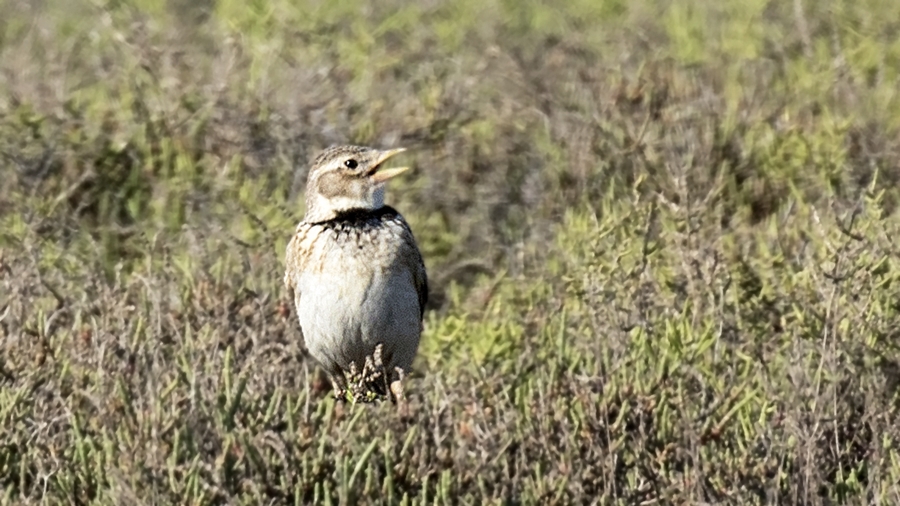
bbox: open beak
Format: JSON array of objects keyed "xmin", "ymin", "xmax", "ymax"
[{"xmin": 369, "ymin": 148, "xmax": 409, "ymax": 183}]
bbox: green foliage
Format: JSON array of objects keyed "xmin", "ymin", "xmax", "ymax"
[{"xmin": 2, "ymin": 0, "xmax": 900, "ymax": 503}]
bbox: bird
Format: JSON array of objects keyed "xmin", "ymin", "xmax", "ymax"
[{"xmin": 283, "ymin": 145, "xmax": 427, "ymax": 405}]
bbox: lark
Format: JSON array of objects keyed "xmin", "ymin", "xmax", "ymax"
[{"xmin": 284, "ymin": 145, "xmax": 427, "ymax": 404}]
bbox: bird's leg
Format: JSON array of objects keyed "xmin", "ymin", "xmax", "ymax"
[
  {"xmin": 330, "ymin": 371, "xmax": 349, "ymax": 402},
  {"xmin": 389, "ymin": 378, "xmax": 404, "ymax": 403},
  {"xmin": 390, "ymin": 367, "xmax": 410, "ymax": 419}
]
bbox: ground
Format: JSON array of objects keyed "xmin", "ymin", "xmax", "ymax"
[{"xmin": 2, "ymin": 0, "xmax": 900, "ymax": 504}]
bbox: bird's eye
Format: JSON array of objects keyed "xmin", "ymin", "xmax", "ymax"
[{"xmin": 344, "ymin": 159, "xmax": 358, "ymax": 169}]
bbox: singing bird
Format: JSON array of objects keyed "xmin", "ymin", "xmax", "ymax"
[{"xmin": 283, "ymin": 145, "xmax": 427, "ymax": 403}]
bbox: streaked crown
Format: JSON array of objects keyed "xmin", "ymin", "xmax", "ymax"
[{"xmin": 303, "ymin": 145, "xmax": 409, "ymax": 223}]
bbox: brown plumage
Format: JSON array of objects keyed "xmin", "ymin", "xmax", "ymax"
[{"xmin": 283, "ymin": 145, "xmax": 427, "ymax": 403}]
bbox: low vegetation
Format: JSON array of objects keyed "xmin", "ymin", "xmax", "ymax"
[{"xmin": 2, "ymin": 0, "xmax": 900, "ymax": 503}]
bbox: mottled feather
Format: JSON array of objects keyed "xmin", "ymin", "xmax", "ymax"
[{"xmin": 283, "ymin": 145, "xmax": 426, "ymax": 402}]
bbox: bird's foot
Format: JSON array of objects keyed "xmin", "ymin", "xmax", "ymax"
[
  {"xmin": 389, "ymin": 377, "xmax": 405, "ymax": 403},
  {"xmin": 390, "ymin": 370, "xmax": 412, "ymax": 420}
]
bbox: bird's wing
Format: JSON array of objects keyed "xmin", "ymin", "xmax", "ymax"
[
  {"xmin": 284, "ymin": 226, "xmax": 310, "ymax": 345},
  {"xmin": 283, "ymin": 236, "xmax": 297, "ymax": 294},
  {"xmin": 399, "ymin": 222, "xmax": 429, "ymax": 320},
  {"xmin": 283, "ymin": 224, "xmax": 310, "ymax": 302}
]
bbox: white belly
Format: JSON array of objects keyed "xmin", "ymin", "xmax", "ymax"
[{"xmin": 296, "ymin": 259, "xmax": 422, "ymax": 375}]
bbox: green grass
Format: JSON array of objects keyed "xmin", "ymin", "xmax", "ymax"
[{"xmin": 2, "ymin": 0, "xmax": 900, "ymax": 503}]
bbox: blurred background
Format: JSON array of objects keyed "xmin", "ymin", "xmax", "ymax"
[{"xmin": 2, "ymin": 0, "xmax": 900, "ymax": 503}]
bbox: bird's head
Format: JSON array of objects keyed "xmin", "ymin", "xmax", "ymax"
[{"xmin": 303, "ymin": 145, "xmax": 409, "ymax": 223}]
